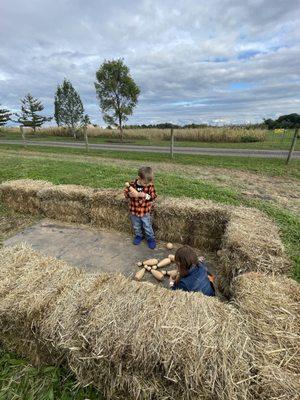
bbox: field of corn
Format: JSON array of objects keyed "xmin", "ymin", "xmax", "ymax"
[{"xmin": 4, "ymin": 126, "xmax": 267, "ymax": 143}]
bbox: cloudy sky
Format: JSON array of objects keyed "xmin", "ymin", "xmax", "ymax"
[{"xmin": 1, "ymin": 0, "xmax": 300, "ymax": 125}]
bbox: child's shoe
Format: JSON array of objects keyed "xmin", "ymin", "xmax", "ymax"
[
  {"xmin": 147, "ymin": 238, "xmax": 156, "ymax": 249},
  {"xmin": 133, "ymin": 236, "xmax": 143, "ymax": 245}
]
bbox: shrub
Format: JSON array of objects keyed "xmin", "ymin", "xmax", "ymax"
[{"xmin": 240, "ymin": 135, "xmax": 260, "ymax": 143}]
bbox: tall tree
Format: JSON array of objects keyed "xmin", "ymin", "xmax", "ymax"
[
  {"xmin": 54, "ymin": 86, "xmax": 62, "ymax": 126},
  {"xmin": 15, "ymin": 94, "xmax": 51, "ymax": 132},
  {"xmin": 95, "ymin": 59, "xmax": 140, "ymax": 141},
  {"xmin": 55, "ymin": 79, "xmax": 86, "ymax": 138},
  {"xmin": 0, "ymin": 106, "xmax": 11, "ymax": 127}
]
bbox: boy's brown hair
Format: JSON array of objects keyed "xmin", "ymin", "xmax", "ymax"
[
  {"xmin": 174, "ymin": 245, "xmax": 198, "ymax": 283},
  {"xmin": 138, "ymin": 166, "xmax": 153, "ymax": 184}
]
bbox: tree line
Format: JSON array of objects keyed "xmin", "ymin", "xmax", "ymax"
[
  {"xmin": 264, "ymin": 114, "xmax": 300, "ymax": 130},
  {"xmin": 0, "ymin": 59, "xmax": 140, "ymax": 141}
]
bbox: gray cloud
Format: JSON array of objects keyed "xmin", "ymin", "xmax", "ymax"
[{"xmin": 0, "ymin": 0, "xmax": 299, "ymax": 125}]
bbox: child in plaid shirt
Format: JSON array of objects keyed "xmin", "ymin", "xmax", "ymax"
[{"xmin": 124, "ymin": 166, "xmax": 157, "ymax": 249}]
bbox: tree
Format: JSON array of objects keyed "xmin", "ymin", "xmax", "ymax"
[
  {"xmin": 54, "ymin": 86, "xmax": 62, "ymax": 126},
  {"xmin": 15, "ymin": 94, "xmax": 51, "ymax": 132},
  {"xmin": 95, "ymin": 59, "xmax": 140, "ymax": 141},
  {"xmin": 276, "ymin": 113, "xmax": 300, "ymax": 129},
  {"xmin": 0, "ymin": 106, "xmax": 11, "ymax": 127},
  {"xmin": 264, "ymin": 114, "xmax": 300, "ymax": 130},
  {"xmin": 82, "ymin": 114, "xmax": 91, "ymax": 126},
  {"xmin": 55, "ymin": 79, "xmax": 86, "ymax": 138},
  {"xmin": 263, "ymin": 118, "xmax": 275, "ymax": 130}
]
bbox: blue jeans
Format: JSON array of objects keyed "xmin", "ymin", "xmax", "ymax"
[{"xmin": 131, "ymin": 214, "xmax": 155, "ymax": 240}]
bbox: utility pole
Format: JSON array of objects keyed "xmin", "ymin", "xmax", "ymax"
[
  {"xmin": 20, "ymin": 125, "xmax": 26, "ymax": 147},
  {"xmin": 84, "ymin": 126, "xmax": 89, "ymax": 152},
  {"xmin": 286, "ymin": 127, "xmax": 299, "ymax": 164},
  {"xmin": 170, "ymin": 128, "xmax": 174, "ymax": 158}
]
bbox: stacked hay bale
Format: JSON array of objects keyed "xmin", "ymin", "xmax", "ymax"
[
  {"xmin": 0, "ymin": 244, "xmax": 84, "ymax": 365},
  {"xmin": 232, "ymin": 272, "xmax": 300, "ymax": 400},
  {"xmin": 0, "ymin": 180, "xmax": 291, "ymax": 300},
  {"xmin": 154, "ymin": 197, "xmax": 229, "ymax": 250},
  {"xmin": 38, "ymin": 184, "xmax": 94, "ymax": 223},
  {"xmin": 0, "ymin": 245, "xmax": 254, "ymax": 400},
  {"xmin": 217, "ymin": 207, "xmax": 290, "ymax": 298},
  {"xmin": 91, "ymin": 189, "xmax": 132, "ymax": 233},
  {"xmin": 0, "ymin": 179, "xmax": 52, "ymax": 214}
]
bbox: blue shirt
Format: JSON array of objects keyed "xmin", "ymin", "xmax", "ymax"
[{"xmin": 172, "ymin": 263, "xmax": 215, "ymax": 296}]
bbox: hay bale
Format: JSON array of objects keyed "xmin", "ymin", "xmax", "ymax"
[
  {"xmin": 217, "ymin": 207, "xmax": 290, "ymax": 298},
  {"xmin": 0, "ymin": 179, "xmax": 52, "ymax": 214},
  {"xmin": 232, "ymin": 272, "xmax": 300, "ymax": 399},
  {"xmin": 0, "ymin": 244, "xmax": 84, "ymax": 365},
  {"xmin": 154, "ymin": 197, "xmax": 229, "ymax": 250},
  {"xmin": 91, "ymin": 189, "xmax": 132, "ymax": 232},
  {"xmin": 42, "ymin": 274, "xmax": 253, "ymax": 400},
  {"xmin": 253, "ymin": 367, "xmax": 300, "ymax": 400},
  {"xmin": 1, "ymin": 180, "xmax": 290, "ymax": 300},
  {"xmin": 38, "ymin": 184, "xmax": 94, "ymax": 224},
  {"xmin": 0, "ymin": 245, "xmax": 253, "ymax": 400}
]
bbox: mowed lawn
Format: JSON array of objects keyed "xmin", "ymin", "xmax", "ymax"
[
  {"xmin": 0, "ymin": 148, "xmax": 299, "ymax": 399},
  {"xmin": 1, "ymin": 142, "xmax": 300, "ymax": 179}
]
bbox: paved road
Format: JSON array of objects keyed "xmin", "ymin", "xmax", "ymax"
[{"xmin": 0, "ymin": 139, "xmax": 299, "ymax": 159}]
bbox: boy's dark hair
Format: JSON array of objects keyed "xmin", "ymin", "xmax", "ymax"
[
  {"xmin": 138, "ymin": 166, "xmax": 153, "ymax": 184},
  {"xmin": 175, "ymin": 245, "xmax": 198, "ymax": 283}
]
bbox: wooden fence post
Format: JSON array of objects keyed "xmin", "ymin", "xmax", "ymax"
[
  {"xmin": 20, "ymin": 126, "xmax": 26, "ymax": 147},
  {"xmin": 84, "ymin": 127, "xmax": 89, "ymax": 152},
  {"xmin": 170, "ymin": 128, "xmax": 174, "ymax": 158},
  {"xmin": 286, "ymin": 127, "xmax": 299, "ymax": 164}
]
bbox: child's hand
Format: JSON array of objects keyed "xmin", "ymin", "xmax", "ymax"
[
  {"xmin": 169, "ymin": 276, "xmax": 175, "ymax": 287},
  {"xmin": 129, "ymin": 192, "xmax": 139, "ymax": 198},
  {"xmin": 138, "ymin": 192, "xmax": 151, "ymax": 200},
  {"xmin": 199, "ymin": 256, "xmax": 205, "ymax": 263}
]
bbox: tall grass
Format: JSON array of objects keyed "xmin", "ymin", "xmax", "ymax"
[{"xmin": 37, "ymin": 126, "xmax": 267, "ymax": 143}]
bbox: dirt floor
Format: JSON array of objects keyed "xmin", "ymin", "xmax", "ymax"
[
  {"xmin": 0, "ymin": 208, "xmax": 38, "ymax": 247},
  {"xmin": 3, "ymin": 219, "xmax": 217, "ymax": 287},
  {"xmin": 2, "ymin": 149, "xmax": 299, "ymax": 214}
]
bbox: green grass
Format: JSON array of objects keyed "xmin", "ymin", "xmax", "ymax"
[
  {"xmin": 0, "ymin": 350, "xmax": 102, "ymax": 399},
  {"xmin": 0, "ymin": 154, "xmax": 241, "ymax": 204},
  {"xmin": 1, "ymin": 128, "xmax": 299, "ymax": 150},
  {"xmin": 1, "ymin": 143, "xmax": 299, "ymax": 179}
]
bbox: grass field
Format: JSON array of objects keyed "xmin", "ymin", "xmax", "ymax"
[
  {"xmin": 0, "ymin": 146, "xmax": 299, "ymax": 399},
  {"xmin": 1, "ymin": 143, "xmax": 299, "ymax": 179},
  {"xmin": 1, "ymin": 127, "xmax": 299, "ymax": 150}
]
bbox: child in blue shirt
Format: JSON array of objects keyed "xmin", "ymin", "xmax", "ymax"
[{"xmin": 169, "ymin": 245, "xmax": 215, "ymax": 296}]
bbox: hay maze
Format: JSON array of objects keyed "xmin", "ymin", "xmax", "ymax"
[{"xmin": 0, "ymin": 179, "xmax": 298, "ymax": 400}]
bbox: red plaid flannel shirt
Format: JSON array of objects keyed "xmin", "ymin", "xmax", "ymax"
[{"xmin": 124, "ymin": 179, "xmax": 157, "ymax": 217}]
